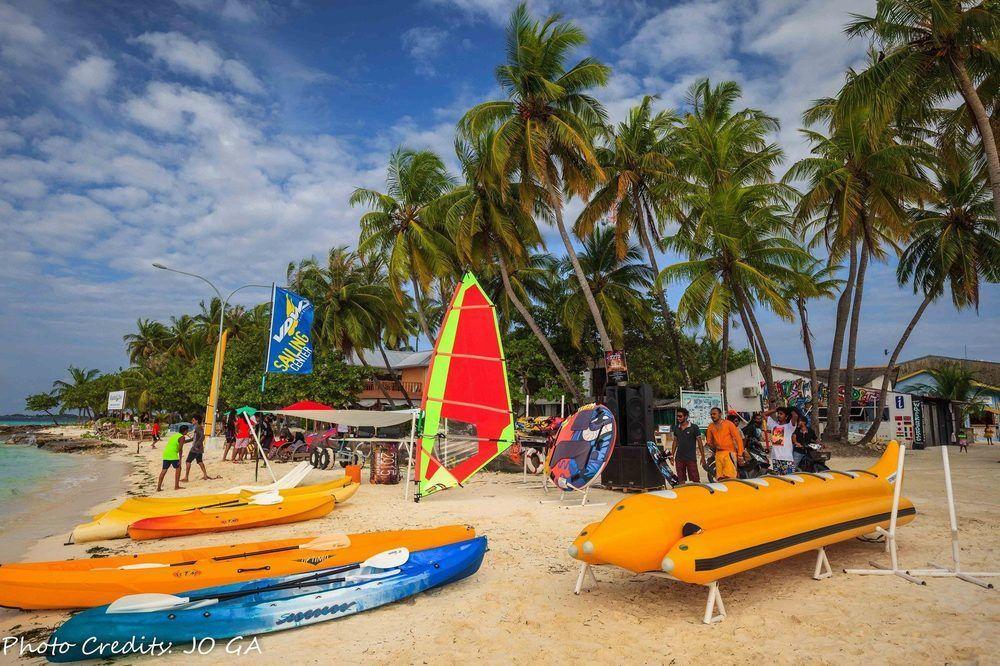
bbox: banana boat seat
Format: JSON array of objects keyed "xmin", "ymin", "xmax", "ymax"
[{"xmin": 568, "ymin": 441, "xmax": 915, "ymax": 623}]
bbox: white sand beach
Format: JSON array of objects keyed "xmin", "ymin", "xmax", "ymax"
[{"xmin": 1, "ymin": 427, "xmax": 997, "ymax": 664}]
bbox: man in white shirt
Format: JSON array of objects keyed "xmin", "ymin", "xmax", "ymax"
[{"xmin": 764, "ymin": 405, "xmax": 796, "ymax": 474}]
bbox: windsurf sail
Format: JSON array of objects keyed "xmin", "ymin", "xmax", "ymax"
[{"xmin": 415, "ymin": 273, "xmax": 516, "ymax": 501}]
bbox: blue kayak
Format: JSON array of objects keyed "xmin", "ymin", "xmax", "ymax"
[{"xmin": 47, "ymin": 537, "xmax": 486, "ymax": 663}]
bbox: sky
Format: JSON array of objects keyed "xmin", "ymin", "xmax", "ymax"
[{"xmin": 0, "ymin": 0, "xmax": 997, "ymax": 413}]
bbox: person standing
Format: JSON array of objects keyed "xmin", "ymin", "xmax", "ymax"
[
  {"xmin": 157, "ymin": 425, "xmax": 189, "ymax": 492},
  {"xmin": 182, "ymin": 415, "xmax": 218, "ymax": 482},
  {"xmin": 764, "ymin": 406, "xmax": 796, "ymax": 474},
  {"xmin": 669, "ymin": 407, "xmax": 705, "ymax": 483},
  {"xmin": 234, "ymin": 414, "xmax": 251, "ymax": 463},
  {"xmin": 222, "ymin": 410, "xmax": 237, "ymax": 461},
  {"xmin": 705, "ymin": 407, "xmax": 745, "ymax": 480},
  {"xmin": 984, "ymin": 424, "xmax": 994, "ymax": 445},
  {"xmin": 150, "ymin": 420, "xmax": 160, "ymax": 448}
]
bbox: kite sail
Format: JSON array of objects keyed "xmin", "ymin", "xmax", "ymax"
[{"xmin": 414, "ymin": 273, "xmax": 516, "ymax": 501}]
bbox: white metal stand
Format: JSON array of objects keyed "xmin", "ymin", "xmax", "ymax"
[
  {"xmin": 244, "ymin": 414, "xmax": 278, "ymax": 484},
  {"xmin": 703, "ymin": 581, "xmax": 726, "ymax": 624},
  {"xmin": 904, "ymin": 445, "xmax": 997, "ymax": 589},
  {"xmin": 540, "ymin": 484, "xmax": 604, "ymax": 507},
  {"xmin": 844, "ymin": 444, "xmax": 926, "ymax": 585},
  {"xmin": 813, "ymin": 547, "xmax": 833, "ymax": 580},
  {"xmin": 573, "ymin": 562, "xmax": 598, "ymax": 594}
]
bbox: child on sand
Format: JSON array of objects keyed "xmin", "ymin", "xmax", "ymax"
[
  {"xmin": 150, "ymin": 420, "xmax": 160, "ymax": 448},
  {"xmin": 157, "ymin": 425, "xmax": 189, "ymax": 491}
]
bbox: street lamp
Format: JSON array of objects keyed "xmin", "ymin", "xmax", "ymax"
[{"xmin": 153, "ymin": 263, "xmax": 269, "ymax": 436}]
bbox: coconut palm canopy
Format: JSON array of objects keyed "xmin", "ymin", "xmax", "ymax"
[{"xmin": 19, "ymin": 2, "xmax": 999, "ymax": 451}]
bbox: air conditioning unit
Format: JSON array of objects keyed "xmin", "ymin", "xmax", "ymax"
[{"xmin": 742, "ymin": 386, "xmax": 760, "ymax": 398}]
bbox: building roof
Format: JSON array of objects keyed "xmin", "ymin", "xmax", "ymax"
[
  {"xmin": 892, "ymin": 355, "xmax": 1000, "ymax": 389},
  {"xmin": 772, "ymin": 364, "xmax": 888, "ymax": 386},
  {"xmin": 344, "ymin": 349, "xmax": 432, "ymax": 370}
]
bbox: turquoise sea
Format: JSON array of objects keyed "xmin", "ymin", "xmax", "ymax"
[
  {"xmin": 0, "ymin": 417, "xmax": 82, "ymax": 426},
  {"xmin": 0, "ymin": 443, "xmax": 80, "ymax": 508}
]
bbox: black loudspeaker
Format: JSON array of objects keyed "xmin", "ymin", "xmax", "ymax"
[
  {"xmin": 601, "ymin": 445, "xmax": 664, "ymax": 491},
  {"xmin": 604, "ymin": 383, "xmax": 654, "ymax": 446}
]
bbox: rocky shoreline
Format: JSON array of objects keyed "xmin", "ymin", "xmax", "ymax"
[{"xmin": 0, "ymin": 424, "xmax": 124, "ymax": 453}]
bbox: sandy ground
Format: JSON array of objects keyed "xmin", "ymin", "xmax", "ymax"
[{"xmin": 1, "ymin": 427, "xmax": 998, "ymax": 664}]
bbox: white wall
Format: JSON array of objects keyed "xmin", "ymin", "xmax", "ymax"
[{"xmin": 705, "ymin": 363, "xmax": 806, "ymax": 412}]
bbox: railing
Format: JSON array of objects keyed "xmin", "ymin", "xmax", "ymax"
[{"xmin": 363, "ymin": 380, "xmax": 422, "ymax": 395}]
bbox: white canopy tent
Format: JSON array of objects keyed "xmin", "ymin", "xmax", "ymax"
[
  {"xmin": 260, "ymin": 408, "xmax": 421, "ymax": 497},
  {"xmin": 261, "ymin": 407, "xmax": 418, "ymax": 428}
]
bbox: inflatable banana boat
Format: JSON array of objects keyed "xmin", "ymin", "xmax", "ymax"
[{"xmin": 570, "ymin": 441, "xmax": 915, "ymax": 585}]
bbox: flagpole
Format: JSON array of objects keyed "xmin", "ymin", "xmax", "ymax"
[{"xmin": 261, "ymin": 283, "xmax": 276, "ymax": 394}]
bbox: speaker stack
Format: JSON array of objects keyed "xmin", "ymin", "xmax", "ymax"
[{"xmin": 601, "ymin": 383, "xmax": 664, "ymax": 491}]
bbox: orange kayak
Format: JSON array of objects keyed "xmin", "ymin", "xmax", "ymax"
[
  {"xmin": 126, "ymin": 484, "xmax": 357, "ymax": 540},
  {"xmin": 0, "ymin": 525, "xmax": 476, "ymax": 609}
]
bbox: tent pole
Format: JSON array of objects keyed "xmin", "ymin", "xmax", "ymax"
[
  {"xmin": 404, "ymin": 413, "xmax": 416, "ymax": 501},
  {"xmin": 244, "ymin": 413, "xmax": 277, "ymax": 484}
]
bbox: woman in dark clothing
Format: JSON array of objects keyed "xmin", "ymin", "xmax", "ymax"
[
  {"xmin": 792, "ymin": 419, "xmax": 817, "ymax": 470},
  {"xmin": 222, "ymin": 410, "xmax": 237, "ymax": 461}
]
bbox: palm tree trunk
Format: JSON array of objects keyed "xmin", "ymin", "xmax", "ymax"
[
  {"xmin": 840, "ymin": 241, "xmax": 869, "ymax": 442},
  {"xmin": 951, "ymin": 57, "xmax": 1000, "ymax": 223},
  {"xmin": 797, "ymin": 297, "xmax": 822, "ymax": 432},
  {"xmin": 410, "ymin": 275, "xmax": 433, "ymax": 344},
  {"xmin": 735, "ymin": 299, "xmax": 762, "ymax": 364},
  {"xmin": 733, "ymin": 284, "xmax": 775, "ymax": 392},
  {"xmin": 377, "ymin": 340, "xmax": 413, "ymax": 408},
  {"xmin": 858, "ymin": 293, "xmax": 934, "ymax": 446},
  {"xmin": 547, "ymin": 182, "xmax": 614, "ymax": 353},
  {"xmin": 824, "ymin": 239, "xmax": 858, "ymax": 442},
  {"xmin": 720, "ymin": 312, "xmax": 730, "ymax": 409},
  {"xmin": 498, "ymin": 254, "xmax": 582, "ymax": 404},
  {"xmin": 634, "ymin": 194, "xmax": 691, "ymax": 386},
  {"xmin": 356, "ymin": 353, "xmax": 397, "ymax": 409}
]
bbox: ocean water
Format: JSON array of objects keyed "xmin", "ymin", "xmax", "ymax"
[
  {"xmin": 0, "ymin": 417, "xmax": 81, "ymax": 426},
  {"xmin": 0, "ymin": 442, "xmax": 127, "ymax": 560}
]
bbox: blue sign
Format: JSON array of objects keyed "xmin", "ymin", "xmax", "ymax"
[
  {"xmin": 895, "ymin": 395, "xmax": 905, "ymax": 409},
  {"xmin": 265, "ymin": 286, "xmax": 314, "ymax": 374}
]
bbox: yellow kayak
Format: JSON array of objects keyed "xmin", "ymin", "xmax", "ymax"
[{"xmin": 72, "ymin": 477, "xmax": 353, "ymax": 543}]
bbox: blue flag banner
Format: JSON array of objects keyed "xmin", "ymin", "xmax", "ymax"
[{"xmin": 265, "ymin": 286, "xmax": 314, "ymax": 374}]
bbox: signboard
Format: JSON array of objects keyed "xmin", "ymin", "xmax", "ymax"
[
  {"xmin": 604, "ymin": 350, "xmax": 629, "ymax": 385},
  {"xmin": 107, "ymin": 390, "xmax": 126, "ymax": 411},
  {"xmin": 265, "ymin": 286, "xmax": 314, "ymax": 375},
  {"xmin": 680, "ymin": 390, "xmax": 724, "ymax": 428},
  {"xmin": 894, "ymin": 395, "xmax": 905, "ymax": 409},
  {"xmin": 911, "ymin": 398, "xmax": 925, "ymax": 446}
]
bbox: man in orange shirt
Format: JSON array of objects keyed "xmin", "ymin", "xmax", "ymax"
[{"xmin": 705, "ymin": 406, "xmax": 745, "ymax": 480}]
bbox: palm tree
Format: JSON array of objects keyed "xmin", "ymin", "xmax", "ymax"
[
  {"xmin": 52, "ymin": 366, "xmax": 101, "ymax": 418},
  {"xmin": 287, "ymin": 247, "xmax": 405, "ymax": 407},
  {"xmin": 562, "ymin": 225, "xmax": 654, "ymax": 351},
  {"xmin": 351, "ymin": 147, "xmax": 456, "ymax": 342},
  {"xmin": 784, "ymin": 257, "xmax": 844, "ymax": 429},
  {"xmin": 860, "ymin": 150, "xmax": 1000, "ymax": 444},
  {"xmin": 165, "ymin": 315, "xmax": 202, "ymax": 362},
  {"xmin": 665, "ymin": 79, "xmax": 792, "ymax": 392},
  {"xmin": 443, "ymin": 133, "xmax": 583, "ymax": 402},
  {"xmin": 842, "ymin": 0, "xmax": 1000, "ymax": 222},
  {"xmin": 123, "ymin": 319, "xmax": 168, "ymax": 366},
  {"xmin": 576, "ymin": 96, "xmax": 691, "ymax": 384},
  {"xmin": 786, "ymin": 101, "xmax": 931, "ymax": 441},
  {"xmin": 459, "ymin": 3, "xmax": 616, "ymax": 353},
  {"xmin": 660, "ymin": 209, "xmax": 803, "ymax": 408}
]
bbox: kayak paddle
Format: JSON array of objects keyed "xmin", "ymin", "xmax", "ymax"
[{"xmin": 106, "ymin": 548, "xmax": 410, "ymax": 613}]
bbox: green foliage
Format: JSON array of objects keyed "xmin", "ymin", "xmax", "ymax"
[{"xmin": 25, "ymin": 393, "xmax": 59, "ymax": 421}]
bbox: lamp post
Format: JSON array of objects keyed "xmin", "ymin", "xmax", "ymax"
[{"xmin": 152, "ymin": 263, "xmax": 269, "ymax": 437}]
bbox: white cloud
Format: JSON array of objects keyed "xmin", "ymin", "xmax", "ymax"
[
  {"xmin": 401, "ymin": 26, "xmax": 450, "ymax": 77},
  {"xmin": 134, "ymin": 32, "xmax": 264, "ymax": 94},
  {"xmin": 62, "ymin": 55, "xmax": 116, "ymax": 101}
]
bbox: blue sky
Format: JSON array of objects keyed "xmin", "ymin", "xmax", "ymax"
[{"xmin": 0, "ymin": 0, "xmax": 997, "ymax": 413}]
